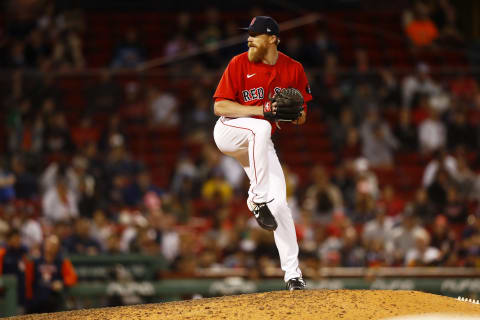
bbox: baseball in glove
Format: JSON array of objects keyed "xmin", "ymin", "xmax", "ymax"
[{"xmin": 263, "ymin": 87, "xmax": 304, "ymax": 122}]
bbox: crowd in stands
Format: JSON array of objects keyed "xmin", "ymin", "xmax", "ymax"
[{"xmin": 1, "ymin": 0, "xmax": 480, "ymax": 313}]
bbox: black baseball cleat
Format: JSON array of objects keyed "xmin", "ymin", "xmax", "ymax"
[
  {"xmin": 248, "ymin": 201, "xmax": 278, "ymax": 231},
  {"xmin": 286, "ymin": 277, "xmax": 306, "ymax": 291}
]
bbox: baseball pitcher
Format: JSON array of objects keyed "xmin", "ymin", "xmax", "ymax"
[{"xmin": 212, "ymin": 16, "xmax": 312, "ymax": 290}]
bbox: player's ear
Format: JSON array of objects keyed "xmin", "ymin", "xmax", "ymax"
[{"xmin": 273, "ymin": 35, "xmax": 280, "ymax": 46}]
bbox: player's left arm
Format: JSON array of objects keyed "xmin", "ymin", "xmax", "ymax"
[{"xmin": 293, "ymin": 63, "xmax": 312, "ymax": 126}]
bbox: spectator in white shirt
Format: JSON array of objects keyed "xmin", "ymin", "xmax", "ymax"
[
  {"xmin": 147, "ymin": 86, "xmax": 179, "ymax": 128},
  {"xmin": 405, "ymin": 228, "xmax": 441, "ymax": 266},
  {"xmin": 418, "ymin": 107, "xmax": 446, "ymax": 155},
  {"xmin": 422, "ymin": 149, "xmax": 457, "ymax": 187},
  {"xmin": 42, "ymin": 176, "xmax": 78, "ymax": 223}
]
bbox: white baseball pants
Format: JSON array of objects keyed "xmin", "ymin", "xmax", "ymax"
[{"xmin": 213, "ymin": 116, "xmax": 302, "ymax": 282}]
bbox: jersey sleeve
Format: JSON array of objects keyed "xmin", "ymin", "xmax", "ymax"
[
  {"xmin": 213, "ymin": 56, "xmax": 239, "ymax": 101},
  {"xmin": 296, "ymin": 63, "xmax": 313, "ymax": 110}
]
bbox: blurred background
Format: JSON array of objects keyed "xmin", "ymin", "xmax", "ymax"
[{"xmin": 1, "ymin": 0, "xmax": 480, "ymax": 316}]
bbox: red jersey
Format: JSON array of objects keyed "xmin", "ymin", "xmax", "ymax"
[{"xmin": 213, "ymin": 51, "xmax": 312, "ymax": 123}]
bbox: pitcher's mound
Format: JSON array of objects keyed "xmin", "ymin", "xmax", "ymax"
[{"xmin": 9, "ymin": 290, "xmax": 480, "ymax": 320}]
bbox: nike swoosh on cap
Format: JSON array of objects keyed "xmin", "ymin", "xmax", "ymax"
[{"xmin": 247, "ymin": 74, "xmax": 256, "ymax": 78}]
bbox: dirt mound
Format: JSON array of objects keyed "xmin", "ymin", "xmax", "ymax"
[{"xmin": 9, "ymin": 290, "xmax": 480, "ymax": 320}]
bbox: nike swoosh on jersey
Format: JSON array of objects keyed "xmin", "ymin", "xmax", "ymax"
[{"xmin": 247, "ymin": 73, "xmax": 256, "ymax": 78}]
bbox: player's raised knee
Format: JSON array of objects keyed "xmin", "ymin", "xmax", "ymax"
[{"xmin": 255, "ymin": 120, "xmax": 272, "ymax": 138}]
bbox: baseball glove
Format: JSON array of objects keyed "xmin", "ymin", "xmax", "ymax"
[{"xmin": 263, "ymin": 88, "xmax": 304, "ymax": 121}]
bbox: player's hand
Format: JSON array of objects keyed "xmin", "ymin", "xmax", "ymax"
[
  {"xmin": 263, "ymin": 88, "xmax": 303, "ymax": 121},
  {"xmin": 292, "ymin": 110, "xmax": 306, "ymax": 125}
]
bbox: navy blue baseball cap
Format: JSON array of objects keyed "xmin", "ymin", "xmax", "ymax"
[{"xmin": 241, "ymin": 16, "xmax": 280, "ymax": 36}]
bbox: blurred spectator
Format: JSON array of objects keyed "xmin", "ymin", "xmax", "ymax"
[
  {"xmin": 422, "ymin": 149, "xmax": 457, "ymax": 187},
  {"xmin": 104, "ymin": 233, "xmax": 122, "ymax": 255},
  {"xmin": 42, "ymin": 110, "xmax": 75, "ymax": 155},
  {"xmin": 63, "ymin": 218, "xmax": 102, "ymax": 255},
  {"xmin": 201, "ymin": 171, "xmax": 234, "ymax": 206},
  {"xmin": 111, "ymin": 27, "xmax": 146, "ymax": 69},
  {"xmin": 85, "ymin": 70, "xmax": 123, "ymax": 117},
  {"xmin": 25, "ymin": 234, "xmax": 77, "ymax": 314},
  {"xmin": 393, "ymin": 108, "xmax": 418, "ymax": 151},
  {"xmin": 377, "ymin": 69, "xmax": 401, "ymax": 107},
  {"xmin": 120, "ymin": 81, "xmax": 147, "ymax": 124},
  {"xmin": 389, "ymin": 209, "xmax": 427, "ymax": 265},
  {"xmin": 404, "ymin": 1, "xmax": 439, "ymax": 49},
  {"xmin": 446, "ymin": 109, "xmax": 474, "ymax": 150},
  {"xmin": 330, "ymin": 163, "xmax": 356, "ymax": 209},
  {"xmin": 350, "ymin": 191, "xmax": 376, "ymax": 224},
  {"xmin": 5, "ymin": 97, "xmax": 31, "ymax": 153},
  {"xmin": 426, "ymin": 168, "xmax": 450, "ymax": 212},
  {"xmin": 340, "ymin": 226, "xmax": 366, "ymax": 267},
  {"xmin": 402, "ymin": 63, "xmax": 441, "ymax": 108},
  {"xmin": 352, "ymin": 48, "xmax": 376, "ymax": 85},
  {"xmin": 40, "ymin": 156, "xmax": 76, "ymax": 192},
  {"xmin": 50, "ymin": 31, "xmax": 85, "ymax": 71},
  {"xmin": 352, "ymin": 158, "xmax": 379, "ymax": 200},
  {"xmin": 89, "ymin": 209, "xmax": 114, "ymax": 252},
  {"xmin": 376, "ymin": 184, "xmax": 405, "ymax": 217},
  {"xmin": 0, "ymin": 162, "xmax": 16, "ymax": 204},
  {"xmin": 71, "ymin": 115, "xmax": 100, "ymax": 148},
  {"xmin": 341, "ymin": 127, "xmax": 362, "ymax": 160},
  {"xmin": 443, "ymin": 187, "xmax": 467, "ymax": 223},
  {"xmin": 350, "ymin": 82, "xmax": 377, "ymax": 124},
  {"xmin": 405, "ymin": 228, "xmax": 440, "ymax": 266},
  {"xmin": 329, "ymin": 108, "xmax": 356, "ymax": 155},
  {"xmin": 147, "ymin": 86, "xmax": 180, "ymax": 128},
  {"xmin": 303, "ymin": 23, "xmax": 337, "ymax": 68},
  {"xmin": 42, "ymin": 176, "xmax": 78, "ymax": 223},
  {"xmin": 0, "ymin": 229, "xmax": 29, "ymax": 307},
  {"xmin": 323, "ymin": 86, "xmax": 347, "ymax": 121},
  {"xmin": 418, "ymin": 107, "xmax": 446, "ymax": 155},
  {"xmin": 410, "ymin": 188, "xmax": 436, "ymax": 224},
  {"xmin": 302, "ymin": 165, "xmax": 343, "ymax": 224},
  {"xmin": 453, "ymin": 154, "xmax": 478, "ymax": 200},
  {"xmin": 24, "ymin": 29, "xmax": 51, "ymax": 67},
  {"xmin": 461, "ymin": 214, "xmax": 480, "ymax": 267},
  {"xmin": 164, "ymin": 12, "xmax": 195, "ymax": 57},
  {"xmin": 150, "ymin": 212, "xmax": 180, "ymax": 263},
  {"xmin": 360, "ymin": 108, "xmax": 398, "ymax": 168},
  {"xmin": 183, "ymin": 90, "xmax": 217, "ymax": 140},
  {"xmin": 430, "ymin": 214, "xmax": 457, "ymax": 265},
  {"xmin": 123, "ymin": 170, "xmax": 164, "ymax": 207},
  {"xmin": 98, "ymin": 114, "xmax": 129, "ymax": 152},
  {"xmin": 18, "ymin": 206, "xmax": 43, "ymax": 255},
  {"xmin": 362, "ymin": 207, "xmax": 395, "ymax": 247},
  {"xmin": 10, "ymin": 155, "xmax": 38, "ymax": 200}
]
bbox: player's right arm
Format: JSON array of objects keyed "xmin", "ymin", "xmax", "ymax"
[
  {"xmin": 214, "ymin": 99, "xmax": 263, "ymax": 117},
  {"xmin": 214, "ymin": 55, "xmax": 266, "ymax": 118}
]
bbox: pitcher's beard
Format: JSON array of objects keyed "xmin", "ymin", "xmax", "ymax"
[{"xmin": 248, "ymin": 46, "xmax": 267, "ymax": 63}]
